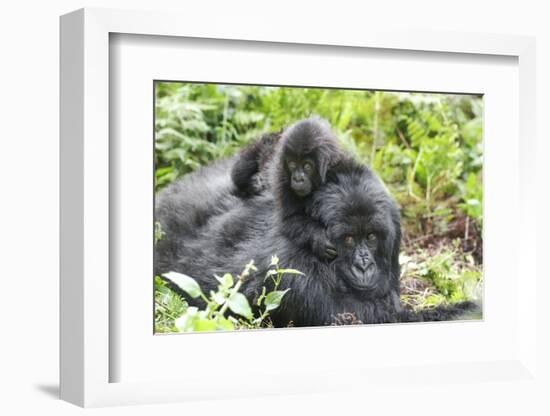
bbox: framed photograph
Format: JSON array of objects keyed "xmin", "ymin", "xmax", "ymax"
[{"xmin": 60, "ymin": 8, "xmax": 537, "ymax": 408}]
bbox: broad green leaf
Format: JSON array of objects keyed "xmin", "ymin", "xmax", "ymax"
[
  {"xmin": 193, "ymin": 319, "xmax": 217, "ymax": 332},
  {"xmin": 211, "ymin": 290, "xmax": 226, "ymax": 305},
  {"xmin": 264, "ymin": 289, "xmax": 290, "ymax": 311},
  {"xmin": 195, "ymin": 310, "xmax": 205, "ymax": 320},
  {"xmin": 175, "ymin": 307, "xmax": 198, "ymax": 331},
  {"xmin": 214, "ymin": 273, "xmax": 233, "ymax": 288},
  {"xmin": 174, "ymin": 315, "xmax": 189, "ymax": 331},
  {"xmin": 217, "ymin": 317, "xmax": 235, "ymax": 331},
  {"xmin": 163, "ymin": 272, "xmax": 202, "ymax": 299},
  {"xmin": 227, "ymin": 293, "xmax": 253, "ymax": 319}
]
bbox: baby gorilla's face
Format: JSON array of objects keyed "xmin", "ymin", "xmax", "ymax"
[{"xmin": 286, "ymin": 157, "xmax": 316, "ymax": 197}]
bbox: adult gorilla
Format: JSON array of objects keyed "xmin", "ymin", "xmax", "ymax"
[
  {"xmin": 159, "ymin": 153, "xmax": 432, "ymax": 327},
  {"xmin": 155, "ymin": 158, "xmax": 243, "ymax": 275}
]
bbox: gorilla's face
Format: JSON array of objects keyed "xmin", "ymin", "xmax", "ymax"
[
  {"xmin": 286, "ymin": 157, "xmax": 316, "ymax": 197},
  {"xmin": 279, "ymin": 117, "xmax": 340, "ymax": 199},
  {"xmin": 330, "ymin": 219, "xmax": 393, "ymax": 296},
  {"xmin": 310, "ymin": 170, "xmax": 401, "ymax": 298},
  {"xmin": 339, "ymin": 232, "xmax": 380, "ymax": 290}
]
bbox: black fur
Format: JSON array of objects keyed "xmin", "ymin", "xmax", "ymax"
[
  {"xmin": 400, "ymin": 301, "xmax": 480, "ymax": 322},
  {"xmin": 155, "ymin": 158, "xmax": 242, "ymax": 275},
  {"xmin": 230, "ymin": 131, "xmax": 281, "ymax": 198},
  {"xmin": 272, "ymin": 117, "xmax": 343, "ymax": 260},
  {"xmin": 230, "ymin": 117, "xmax": 344, "ymax": 260},
  {"xmin": 155, "ymin": 156, "xmax": 479, "ymax": 327}
]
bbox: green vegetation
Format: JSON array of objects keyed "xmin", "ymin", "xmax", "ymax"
[
  {"xmin": 155, "ymin": 82, "xmax": 483, "ymax": 331},
  {"xmin": 155, "ymin": 257, "xmax": 302, "ymax": 333}
]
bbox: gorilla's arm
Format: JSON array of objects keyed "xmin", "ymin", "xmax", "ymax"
[
  {"xmin": 230, "ymin": 132, "xmax": 280, "ymax": 197},
  {"xmin": 279, "ymin": 211, "xmax": 336, "ymax": 260},
  {"xmin": 399, "ymin": 301, "xmax": 481, "ymax": 322}
]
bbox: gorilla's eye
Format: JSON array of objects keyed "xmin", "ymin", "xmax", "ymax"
[
  {"xmin": 367, "ymin": 233, "xmax": 377, "ymax": 242},
  {"xmin": 344, "ymin": 235, "xmax": 355, "ymax": 246},
  {"xmin": 303, "ymin": 162, "xmax": 313, "ymax": 172},
  {"xmin": 288, "ymin": 161, "xmax": 297, "ymax": 171}
]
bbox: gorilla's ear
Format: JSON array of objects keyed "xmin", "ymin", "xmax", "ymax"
[
  {"xmin": 316, "ymin": 142, "xmax": 338, "ymax": 184},
  {"xmin": 317, "ymin": 135, "xmax": 342, "ymax": 184},
  {"xmin": 317, "ymin": 151, "xmax": 330, "ymax": 183}
]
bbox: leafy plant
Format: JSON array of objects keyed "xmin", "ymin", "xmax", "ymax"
[
  {"xmin": 154, "ymin": 221, "xmax": 165, "ymax": 244},
  {"xmin": 154, "ymin": 276, "xmax": 188, "ymax": 333},
  {"xmin": 458, "ymin": 172, "xmax": 483, "ymax": 228},
  {"xmin": 155, "ymin": 257, "xmax": 303, "ymax": 333},
  {"xmin": 399, "ymin": 241, "xmax": 483, "ymax": 311},
  {"xmin": 155, "ymin": 83, "xmax": 270, "ymax": 191}
]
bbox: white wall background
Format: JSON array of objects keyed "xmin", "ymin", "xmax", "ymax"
[{"xmin": 0, "ymin": 0, "xmax": 548, "ymax": 414}]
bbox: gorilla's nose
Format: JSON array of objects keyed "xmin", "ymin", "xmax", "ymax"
[{"xmin": 354, "ymin": 257, "xmax": 370, "ymax": 272}]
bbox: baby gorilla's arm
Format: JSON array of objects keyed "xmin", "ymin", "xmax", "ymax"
[{"xmin": 281, "ymin": 214, "xmax": 337, "ymax": 260}]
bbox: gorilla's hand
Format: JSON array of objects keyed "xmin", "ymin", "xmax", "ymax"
[
  {"xmin": 311, "ymin": 231, "xmax": 337, "ymax": 260},
  {"xmin": 250, "ymin": 173, "xmax": 266, "ymax": 195}
]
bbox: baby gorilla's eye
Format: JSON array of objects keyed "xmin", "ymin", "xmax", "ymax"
[
  {"xmin": 303, "ymin": 162, "xmax": 313, "ymax": 172},
  {"xmin": 367, "ymin": 233, "xmax": 377, "ymax": 242},
  {"xmin": 288, "ymin": 161, "xmax": 297, "ymax": 171},
  {"xmin": 344, "ymin": 235, "xmax": 355, "ymax": 246}
]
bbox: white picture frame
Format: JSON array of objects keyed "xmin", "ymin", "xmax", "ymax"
[{"xmin": 60, "ymin": 7, "xmax": 538, "ymax": 408}]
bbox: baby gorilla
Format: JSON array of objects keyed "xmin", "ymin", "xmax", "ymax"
[
  {"xmin": 231, "ymin": 117, "xmax": 344, "ymax": 260},
  {"xmin": 273, "ymin": 117, "xmax": 344, "ymax": 260}
]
